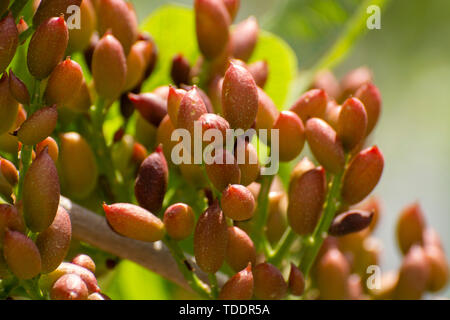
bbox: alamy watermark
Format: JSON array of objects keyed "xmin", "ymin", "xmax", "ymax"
[
  {"xmin": 66, "ymin": 5, "xmax": 81, "ymax": 30},
  {"xmin": 367, "ymin": 5, "xmax": 381, "ymax": 30}
]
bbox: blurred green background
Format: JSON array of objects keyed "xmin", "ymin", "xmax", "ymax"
[{"xmin": 103, "ymin": 0, "xmax": 450, "ymax": 298}]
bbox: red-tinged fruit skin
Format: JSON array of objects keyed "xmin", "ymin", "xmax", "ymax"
[
  {"xmin": 235, "ymin": 139, "xmax": 260, "ymax": 186},
  {"xmin": 311, "ymin": 69, "xmax": 340, "ymax": 99},
  {"xmin": 205, "ymin": 149, "xmax": 241, "ymax": 192},
  {"xmin": 134, "ymin": 146, "xmax": 168, "ymax": 213},
  {"xmin": 36, "ymin": 206, "xmax": 72, "ymax": 273},
  {"xmin": 0, "ymin": 13, "xmax": 18, "ymax": 74},
  {"xmin": 316, "ymin": 248, "xmax": 351, "ymax": 300},
  {"xmin": 103, "ymin": 203, "xmax": 165, "ymax": 242},
  {"xmin": 339, "ymin": 66, "xmax": 372, "ymax": 101},
  {"xmin": 341, "ymin": 146, "xmax": 384, "ymax": 205},
  {"xmin": 177, "ymin": 86, "xmax": 208, "ymax": 135},
  {"xmin": 424, "ymin": 245, "xmax": 449, "ymax": 292},
  {"xmin": 195, "ymin": 0, "xmax": 230, "ymax": 59},
  {"xmin": 337, "ymin": 97, "xmax": 368, "ymax": 151},
  {"xmin": 3, "ymin": 230, "xmax": 42, "ymax": 280},
  {"xmin": 305, "ymin": 118, "xmax": 345, "ymax": 174},
  {"xmin": 63, "ymin": 80, "xmax": 92, "ymax": 113},
  {"xmin": 226, "ymin": 226, "xmax": 256, "ymax": 272},
  {"xmin": 289, "ymin": 263, "xmax": 305, "ymax": 296},
  {"xmin": 0, "ymin": 74, "xmax": 19, "ymax": 135},
  {"xmin": 67, "ymin": 0, "xmax": 97, "ymax": 53},
  {"xmin": 124, "ymin": 42, "xmax": 146, "ymax": 91},
  {"xmin": 219, "ymin": 263, "xmax": 254, "ymax": 300},
  {"xmin": 288, "ymin": 167, "xmax": 326, "ymax": 235},
  {"xmin": 231, "ymin": 16, "xmax": 259, "ymax": 62},
  {"xmin": 72, "ymin": 254, "xmax": 96, "ymax": 274},
  {"xmin": 194, "ymin": 201, "xmax": 228, "ymax": 273},
  {"xmin": 33, "ymin": 0, "xmax": 82, "ymax": 27},
  {"xmin": 248, "ymin": 60, "xmax": 269, "ymax": 89},
  {"xmin": 16, "ymin": 105, "xmax": 58, "ymax": 146},
  {"xmin": 163, "ymin": 203, "xmax": 195, "ymax": 241},
  {"xmin": 222, "ymin": 62, "xmax": 259, "ymax": 130},
  {"xmin": 156, "ymin": 115, "xmax": 177, "ymax": 163},
  {"xmin": 289, "ymin": 157, "xmax": 315, "ymax": 192},
  {"xmin": 171, "ymin": 54, "xmax": 191, "ymax": 87},
  {"xmin": 0, "ymin": 204, "xmax": 26, "ymax": 245},
  {"xmin": 290, "ymin": 89, "xmax": 328, "ymax": 123},
  {"xmin": 51, "ymin": 273, "xmax": 88, "ymax": 300},
  {"xmin": 27, "ymin": 16, "xmax": 69, "ymax": 80},
  {"xmin": 0, "ymin": 158, "xmax": 19, "ymax": 186},
  {"xmin": 396, "ymin": 202, "xmax": 426, "ymax": 255},
  {"xmin": 167, "ymin": 86, "xmax": 186, "ymax": 126},
  {"xmin": 222, "ymin": 0, "xmax": 240, "ymax": 21},
  {"xmin": 253, "ymin": 262, "xmax": 287, "ymax": 300},
  {"xmin": 354, "ymin": 82, "xmax": 382, "ymax": 136},
  {"xmin": 328, "ymin": 210, "xmax": 374, "ymax": 237},
  {"xmin": 36, "ymin": 137, "xmax": 59, "ymax": 163},
  {"xmin": 255, "ymin": 87, "xmax": 278, "ymax": 132},
  {"xmin": 8, "ymin": 70, "xmax": 30, "ymax": 105},
  {"xmin": 129, "ymin": 92, "xmax": 167, "ymax": 127},
  {"xmin": 272, "ymin": 111, "xmax": 305, "ymax": 162},
  {"xmin": 23, "ymin": 148, "xmax": 60, "ymax": 232},
  {"xmin": 221, "ymin": 184, "xmax": 255, "ymax": 221}
]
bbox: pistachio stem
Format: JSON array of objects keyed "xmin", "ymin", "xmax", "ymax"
[
  {"xmin": 268, "ymin": 227, "xmax": 297, "ymax": 267},
  {"xmin": 208, "ymin": 273, "xmax": 219, "ymax": 299},
  {"xmin": 251, "ymin": 174, "xmax": 274, "ymax": 252}
]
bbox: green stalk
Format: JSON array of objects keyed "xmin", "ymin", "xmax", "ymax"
[
  {"xmin": 208, "ymin": 273, "xmax": 219, "ymax": 299},
  {"xmin": 268, "ymin": 227, "xmax": 297, "ymax": 267}
]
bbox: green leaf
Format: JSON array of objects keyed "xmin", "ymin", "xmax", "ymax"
[{"xmin": 103, "ymin": 260, "xmax": 170, "ymax": 300}]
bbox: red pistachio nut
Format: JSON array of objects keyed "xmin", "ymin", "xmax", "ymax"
[
  {"xmin": 205, "ymin": 148, "xmax": 241, "ymax": 191},
  {"xmin": 253, "ymin": 262, "xmax": 287, "ymax": 300},
  {"xmin": 323, "ymin": 100, "xmax": 341, "ymax": 130},
  {"xmin": 255, "ymin": 87, "xmax": 279, "ymax": 132},
  {"xmin": 266, "ymin": 191, "xmax": 288, "ymax": 244},
  {"xmin": 103, "ymin": 202, "xmax": 165, "ymax": 242},
  {"xmin": 290, "ymin": 89, "xmax": 328, "ymax": 123},
  {"xmin": 272, "ymin": 111, "xmax": 305, "ymax": 162},
  {"xmin": 177, "ymin": 86, "xmax": 208, "ymax": 135},
  {"xmin": 129, "ymin": 92, "xmax": 167, "ymax": 127},
  {"xmin": 354, "ymin": 82, "xmax": 382, "ymax": 136},
  {"xmin": 97, "ymin": 0, "xmax": 138, "ymax": 55},
  {"xmin": 221, "ymin": 184, "xmax": 256, "ymax": 221},
  {"xmin": 222, "ymin": 0, "xmax": 240, "ymax": 21},
  {"xmin": 8, "ymin": 71, "xmax": 30, "ymax": 106},
  {"xmin": 163, "ymin": 203, "xmax": 195, "ymax": 241},
  {"xmin": 305, "ymin": 118, "xmax": 345, "ymax": 174},
  {"xmin": 288, "ymin": 263, "xmax": 305, "ymax": 296},
  {"xmin": 207, "ymin": 76, "xmax": 224, "ymax": 114},
  {"xmin": 63, "ymin": 80, "xmax": 92, "ymax": 113},
  {"xmin": 36, "ymin": 136, "xmax": 59, "ymax": 163},
  {"xmin": 328, "ymin": 210, "xmax": 374, "ymax": 237},
  {"xmin": 16, "ymin": 105, "xmax": 58, "ymax": 145},
  {"xmin": 225, "ymin": 226, "xmax": 256, "ymax": 272},
  {"xmin": 23, "ymin": 148, "xmax": 60, "ymax": 232},
  {"xmin": 167, "ymin": 86, "xmax": 186, "ymax": 126},
  {"xmin": 424, "ymin": 245, "xmax": 449, "ymax": 293},
  {"xmin": 231, "ymin": 16, "xmax": 259, "ymax": 62},
  {"xmin": 156, "ymin": 115, "xmax": 177, "ymax": 163},
  {"xmin": 27, "ymin": 16, "xmax": 69, "ymax": 80},
  {"xmin": 199, "ymin": 113, "xmax": 230, "ymax": 147},
  {"xmin": 0, "ymin": 13, "xmax": 18, "ymax": 74},
  {"xmin": 194, "ymin": 201, "xmax": 228, "ymax": 273},
  {"xmin": 219, "ymin": 263, "xmax": 253, "ymax": 300},
  {"xmin": 171, "ymin": 54, "xmax": 191, "ymax": 87},
  {"xmin": 50, "ymin": 273, "xmax": 89, "ymax": 300},
  {"xmin": 394, "ymin": 245, "xmax": 430, "ymax": 300},
  {"xmin": 248, "ymin": 60, "xmax": 269, "ymax": 89},
  {"xmin": 337, "ymin": 97, "xmax": 368, "ymax": 151},
  {"xmin": 288, "ymin": 167, "xmax": 326, "ymax": 235},
  {"xmin": 92, "ymin": 33, "xmax": 127, "ymax": 99},
  {"xmin": 316, "ymin": 248, "xmax": 351, "ymax": 300},
  {"xmin": 3, "ymin": 230, "xmax": 42, "ymax": 280},
  {"xmin": 311, "ymin": 69, "xmax": 340, "ymax": 99},
  {"xmin": 289, "ymin": 156, "xmax": 315, "ymax": 192},
  {"xmin": 339, "ymin": 66, "xmax": 372, "ymax": 101},
  {"xmin": 195, "ymin": 0, "xmax": 231, "ymax": 59},
  {"xmin": 67, "ymin": 0, "xmax": 96, "ymax": 53},
  {"xmin": 353, "ymin": 196, "xmax": 382, "ymax": 233},
  {"xmin": 36, "ymin": 206, "xmax": 72, "ymax": 273},
  {"xmin": 423, "ymin": 228, "xmax": 443, "ymax": 250},
  {"xmin": 124, "ymin": 42, "xmax": 147, "ymax": 92},
  {"xmin": 0, "ymin": 74, "xmax": 19, "ymax": 135},
  {"xmin": 222, "ymin": 62, "xmax": 259, "ymax": 130},
  {"xmin": 134, "ymin": 146, "xmax": 168, "ymax": 213},
  {"xmin": 341, "ymin": 145, "xmax": 384, "ymax": 205},
  {"xmin": 131, "ymin": 142, "xmax": 148, "ymax": 166},
  {"xmin": 72, "ymin": 254, "xmax": 96, "ymax": 274},
  {"xmin": 0, "ymin": 204, "xmax": 26, "ymax": 246},
  {"xmin": 0, "ymin": 158, "xmax": 19, "ymax": 187},
  {"xmin": 33, "ymin": 0, "xmax": 82, "ymax": 27},
  {"xmin": 235, "ymin": 139, "xmax": 260, "ymax": 186},
  {"xmin": 396, "ymin": 202, "xmax": 426, "ymax": 255}
]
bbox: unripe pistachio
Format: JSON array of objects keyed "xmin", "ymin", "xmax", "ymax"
[
  {"xmin": 329, "ymin": 210, "xmax": 374, "ymax": 237},
  {"xmin": 337, "ymin": 97, "xmax": 368, "ymax": 151},
  {"xmin": 266, "ymin": 192, "xmax": 287, "ymax": 244},
  {"xmin": 317, "ymin": 248, "xmax": 350, "ymax": 300},
  {"xmin": 180, "ymin": 162, "xmax": 208, "ymax": 188},
  {"xmin": 199, "ymin": 113, "xmax": 230, "ymax": 149},
  {"xmin": 222, "ymin": 0, "xmax": 240, "ymax": 21},
  {"xmin": 8, "ymin": 71, "xmax": 30, "ymax": 105},
  {"xmin": 97, "ymin": 0, "xmax": 138, "ymax": 55},
  {"xmin": 36, "ymin": 137, "xmax": 59, "ymax": 163},
  {"xmin": 67, "ymin": 0, "xmax": 97, "ymax": 53},
  {"xmin": 311, "ymin": 69, "xmax": 340, "ymax": 99},
  {"xmin": 248, "ymin": 60, "xmax": 268, "ymax": 89},
  {"xmin": 0, "ymin": 13, "xmax": 18, "ymax": 74},
  {"xmin": 396, "ymin": 202, "xmax": 425, "ymax": 255},
  {"xmin": 33, "ymin": 0, "xmax": 82, "ymax": 27},
  {"xmin": 129, "ymin": 93, "xmax": 167, "ymax": 127},
  {"xmin": 177, "ymin": 86, "xmax": 208, "ymax": 134},
  {"xmin": 219, "ymin": 263, "xmax": 253, "ymax": 300},
  {"xmin": 156, "ymin": 115, "xmax": 177, "ymax": 163},
  {"xmin": 36, "ymin": 206, "xmax": 72, "ymax": 273},
  {"xmin": 59, "ymin": 132, "xmax": 98, "ymax": 199},
  {"xmin": 323, "ymin": 100, "xmax": 341, "ymax": 130},
  {"xmin": 63, "ymin": 80, "xmax": 92, "ymax": 113},
  {"xmin": 3, "ymin": 230, "xmax": 41, "ymax": 279},
  {"xmin": 369, "ymin": 271, "xmax": 398, "ymax": 300},
  {"xmin": 288, "ymin": 263, "xmax": 305, "ymax": 296},
  {"xmin": 181, "ymin": 84, "xmax": 214, "ymax": 113},
  {"xmin": 205, "ymin": 148, "xmax": 241, "ymax": 192},
  {"xmin": 354, "ymin": 82, "xmax": 382, "ymax": 136},
  {"xmin": 221, "ymin": 184, "xmax": 255, "ymax": 221},
  {"xmin": 207, "ymin": 76, "xmax": 223, "ymax": 114},
  {"xmin": 16, "ymin": 105, "xmax": 58, "ymax": 145},
  {"xmin": 423, "ymin": 228, "xmax": 443, "ymax": 250},
  {"xmin": 353, "ymin": 237, "xmax": 381, "ymax": 284},
  {"xmin": 131, "ymin": 142, "xmax": 148, "ymax": 167},
  {"xmin": 27, "ymin": 16, "xmax": 69, "ymax": 80},
  {"xmin": 45, "ymin": 58, "xmax": 83, "ymax": 106},
  {"xmin": 226, "ymin": 226, "xmax": 256, "ymax": 272},
  {"xmin": 92, "ymin": 33, "xmax": 127, "ymax": 99},
  {"xmin": 305, "ymin": 118, "xmax": 345, "ymax": 174},
  {"xmin": 167, "ymin": 86, "xmax": 186, "ymax": 126},
  {"xmin": 290, "ymin": 89, "xmax": 328, "ymax": 123},
  {"xmin": 195, "ymin": 0, "xmax": 230, "ymax": 59},
  {"xmin": 103, "ymin": 202, "xmax": 165, "ymax": 242},
  {"xmin": 0, "ymin": 204, "xmax": 26, "ymax": 246},
  {"xmin": 394, "ymin": 245, "xmax": 430, "ymax": 300},
  {"xmin": 288, "ymin": 167, "xmax": 326, "ymax": 235},
  {"xmin": 253, "ymin": 262, "xmax": 287, "ymax": 300},
  {"xmin": 339, "ymin": 66, "xmax": 372, "ymax": 101},
  {"xmin": 134, "ymin": 146, "xmax": 168, "ymax": 213},
  {"xmin": 163, "ymin": 203, "xmax": 195, "ymax": 241},
  {"xmin": 23, "ymin": 148, "xmax": 60, "ymax": 232},
  {"xmin": 231, "ymin": 16, "xmax": 259, "ymax": 62},
  {"xmin": 222, "ymin": 62, "xmax": 258, "ymax": 130},
  {"xmin": 0, "ymin": 74, "xmax": 19, "ymax": 135},
  {"xmin": 72, "ymin": 254, "xmax": 96, "ymax": 274},
  {"xmin": 0, "ymin": 158, "xmax": 19, "ymax": 187},
  {"xmin": 124, "ymin": 43, "xmax": 146, "ymax": 92},
  {"xmin": 0, "ymin": 105, "xmax": 25, "ymax": 154},
  {"xmin": 255, "ymin": 87, "xmax": 278, "ymax": 132},
  {"xmin": 341, "ymin": 146, "xmax": 384, "ymax": 205},
  {"xmin": 424, "ymin": 245, "xmax": 449, "ymax": 292},
  {"xmin": 272, "ymin": 111, "xmax": 305, "ymax": 162},
  {"xmin": 194, "ymin": 201, "xmax": 228, "ymax": 273},
  {"xmin": 235, "ymin": 139, "xmax": 260, "ymax": 186},
  {"xmin": 171, "ymin": 54, "xmax": 191, "ymax": 87},
  {"xmin": 289, "ymin": 157, "xmax": 315, "ymax": 192},
  {"xmin": 353, "ymin": 196, "xmax": 382, "ymax": 233},
  {"xmin": 51, "ymin": 273, "xmax": 88, "ymax": 300},
  {"xmin": 39, "ymin": 262, "xmax": 100, "ymax": 293}
]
